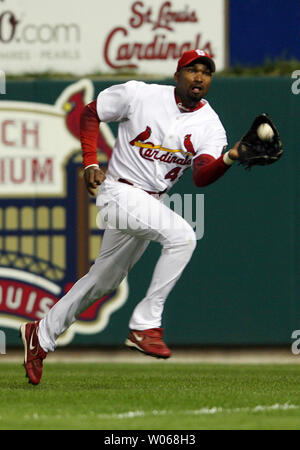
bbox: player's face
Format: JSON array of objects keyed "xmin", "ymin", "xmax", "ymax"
[{"xmin": 174, "ymin": 63, "xmax": 212, "ymax": 107}]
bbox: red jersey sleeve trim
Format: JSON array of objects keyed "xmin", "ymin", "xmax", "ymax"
[
  {"xmin": 80, "ymin": 100, "xmax": 100, "ymax": 168},
  {"xmin": 193, "ymin": 153, "xmax": 230, "ymax": 187}
]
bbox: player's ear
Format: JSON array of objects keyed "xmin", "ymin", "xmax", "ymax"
[{"xmin": 174, "ymin": 71, "xmax": 179, "ymax": 83}]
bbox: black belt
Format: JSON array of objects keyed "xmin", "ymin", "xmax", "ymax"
[{"xmin": 118, "ymin": 178, "xmax": 167, "ymax": 196}]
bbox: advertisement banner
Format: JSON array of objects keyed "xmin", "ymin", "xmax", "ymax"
[
  {"xmin": 0, "ymin": 79, "xmax": 128, "ymax": 346},
  {"xmin": 0, "ymin": 0, "xmax": 227, "ymax": 75}
]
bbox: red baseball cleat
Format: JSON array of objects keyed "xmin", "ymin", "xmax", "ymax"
[
  {"xmin": 125, "ymin": 328, "xmax": 171, "ymax": 359},
  {"xmin": 20, "ymin": 321, "xmax": 47, "ymax": 385}
]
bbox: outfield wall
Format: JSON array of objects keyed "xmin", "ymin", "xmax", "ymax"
[{"xmin": 0, "ymin": 76, "xmax": 298, "ymax": 347}]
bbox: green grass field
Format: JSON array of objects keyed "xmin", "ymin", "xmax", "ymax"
[{"xmin": 0, "ymin": 362, "xmax": 300, "ymax": 430}]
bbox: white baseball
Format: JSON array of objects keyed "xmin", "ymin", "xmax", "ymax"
[{"xmin": 257, "ymin": 123, "xmax": 274, "ymax": 141}]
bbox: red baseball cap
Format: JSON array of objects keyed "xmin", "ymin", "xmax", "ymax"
[{"xmin": 176, "ymin": 49, "xmax": 216, "ymax": 73}]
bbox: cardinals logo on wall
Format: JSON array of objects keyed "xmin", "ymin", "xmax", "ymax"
[{"xmin": 0, "ymin": 79, "xmax": 128, "ymax": 346}]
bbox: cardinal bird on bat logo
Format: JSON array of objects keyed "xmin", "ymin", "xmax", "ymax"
[
  {"xmin": 183, "ymin": 134, "xmax": 196, "ymax": 156},
  {"xmin": 130, "ymin": 126, "xmax": 152, "ymax": 146}
]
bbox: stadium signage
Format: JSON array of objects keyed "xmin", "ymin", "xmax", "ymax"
[
  {"xmin": 0, "ymin": 0, "xmax": 225, "ymax": 75},
  {"xmin": 0, "ymin": 80, "xmax": 128, "ymax": 345},
  {"xmin": 104, "ymin": 1, "xmax": 214, "ymax": 70}
]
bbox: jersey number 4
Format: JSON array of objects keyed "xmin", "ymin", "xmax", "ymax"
[{"xmin": 164, "ymin": 167, "xmax": 181, "ymax": 182}]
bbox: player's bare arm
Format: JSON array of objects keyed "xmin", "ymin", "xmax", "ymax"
[
  {"xmin": 228, "ymin": 142, "xmax": 240, "ymax": 160},
  {"xmin": 84, "ymin": 166, "xmax": 106, "ymax": 196}
]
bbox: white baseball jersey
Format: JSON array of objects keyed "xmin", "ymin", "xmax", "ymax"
[{"xmin": 97, "ymin": 80, "xmax": 227, "ymax": 192}]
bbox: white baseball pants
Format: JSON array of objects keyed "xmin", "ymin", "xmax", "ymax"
[{"xmin": 38, "ymin": 178, "xmax": 197, "ymax": 352}]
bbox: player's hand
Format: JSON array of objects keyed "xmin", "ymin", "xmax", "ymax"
[
  {"xmin": 228, "ymin": 141, "xmax": 240, "ymax": 160},
  {"xmin": 84, "ymin": 166, "xmax": 106, "ymax": 196}
]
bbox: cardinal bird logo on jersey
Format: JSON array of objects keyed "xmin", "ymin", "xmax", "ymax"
[
  {"xmin": 183, "ymin": 134, "xmax": 196, "ymax": 156},
  {"xmin": 64, "ymin": 90, "xmax": 112, "ymax": 159},
  {"xmin": 130, "ymin": 127, "xmax": 194, "ymax": 164},
  {"xmin": 130, "ymin": 126, "xmax": 152, "ymax": 146}
]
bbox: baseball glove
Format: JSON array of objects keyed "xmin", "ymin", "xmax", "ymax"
[{"xmin": 237, "ymin": 113, "xmax": 283, "ymax": 169}]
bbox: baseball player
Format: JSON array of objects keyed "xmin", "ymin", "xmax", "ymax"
[{"xmin": 21, "ymin": 49, "xmax": 241, "ymax": 385}]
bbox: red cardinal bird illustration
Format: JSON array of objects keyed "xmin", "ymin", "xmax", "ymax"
[
  {"xmin": 64, "ymin": 90, "xmax": 112, "ymax": 159},
  {"xmin": 183, "ymin": 134, "xmax": 196, "ymax": 156},
  {"xmin": 130, "ymin": 126, "xmax": 152, "ymax": 146}
]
